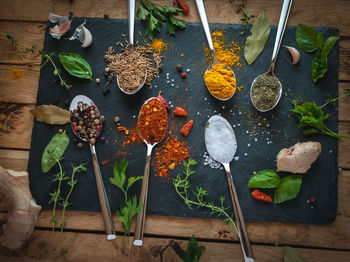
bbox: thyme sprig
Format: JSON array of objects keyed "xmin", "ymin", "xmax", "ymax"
[
  {"xmin": 235, "ymin": 0, "xmax": 255, "ymax": 35},
  {"xmin": 1, "ymin": 32, "xmax": 70, "ymax": 90},
  {"xmin": 173, "ymin": 159, "xmax": 239, "ymax": 237}
]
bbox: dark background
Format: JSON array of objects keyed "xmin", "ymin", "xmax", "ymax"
[{"xmin": 28, "ymin": 18, "xmax": 339, "ymax": 224}]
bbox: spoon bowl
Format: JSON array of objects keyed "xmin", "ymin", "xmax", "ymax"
[
  {"xmin": 250, "ymin": 0, "xmax": 293, "ymax": 112},
  {"xmin": 195, "ymin": 0, "xmax": 236, "ymax": 101},
  {"xmin": 133, "ymin": 97, "xmax": 168, "ymax": 246},
  {"xmin": 69, "ymin": 95, "xmax": 116, "ymax": 240},
  {"xmin": 116, "ymin": 0, "xmax": 147, "ymax": 95}
]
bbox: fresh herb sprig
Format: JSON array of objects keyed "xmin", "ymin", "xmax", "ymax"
[
  {"xmin": 59, "ymin": 163, "xmax": 87, "ymax": 259},
  {"xmin": 291, "ymin": 96, "xmax": 350, "ymax": 139},
  {"xmin": 295, "ymin": 24, "xmax": 339, "ymax": 83},
  {"xmin": 173, "ymin": 159, "xmax": 238, "ymax": 236},
  {"xmin": 137, "ymin": 0, "xmax": 186, "ymax": 38},
  {"xmin": 183, "ymin": 235, "xmax": 204, "ymax": 262},
  {"xmin": 1, "ymin": 32, "xmax": 71, "ymax": 90},
  {"xmin": 109, "ymin": 158, "xmax": 143, "ymax": 249},
  {"xmin": 236, "ymin": 0, "xmax": 255, "ymax": 35}
]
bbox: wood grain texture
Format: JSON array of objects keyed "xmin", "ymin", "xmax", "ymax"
[
  {"xmin": 0, "ymin": 149, "xmax": 28, "ymax": 170},
  {"xmin": 1, "ymin": 230, "xmax": 350, "ymax": 262},
  {"xmin": 0, "ymin": 0, "xmax": 350, "ymax": 36}
]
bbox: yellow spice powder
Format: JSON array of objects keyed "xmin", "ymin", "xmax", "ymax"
[
  {"xmin": 149, "ymin": 38, "xmax": 167, "ymax": 52},
  {"xmin": 204, "ymin": 63, "xmax": 236, "ymax": 100}
]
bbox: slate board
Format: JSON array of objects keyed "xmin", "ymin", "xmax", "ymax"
[{"xmin": 28, "ymin": 18, "xmax": 339, "ymax": 224}]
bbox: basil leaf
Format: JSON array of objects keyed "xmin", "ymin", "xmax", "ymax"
[
  {"xmin": 295, "ymin": 24, "xmax": 320, "ymax": 52},
  {"xmin": 244, "ymin": 12, "xmax": 271, "ymax": 65},
  {"xmin": 283, "ymin": 246, "xmax": 308, "ymax": 262},
  {"xmin": 321, "ymin": 35, "xmax": 339, "ymax": 58},
  {"xmin": 41, "ymin": 131, "xmax": 69, "ymax": 173},
  {"xmin": 248, "ymin": 169, "xmax": 280, "ymax": 188},
  {"xmin": 59, "ymin": 52, "xmax": 92, "ymax": 80},
  {"xmin": 311, "ymin": 50, "xmax": 328, "ymax": 83},
  {"xmin": 274, "ymin": 175, "xmax": 302, "ymax": 204}
]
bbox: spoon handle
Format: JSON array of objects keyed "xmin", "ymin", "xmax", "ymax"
[
  {"xmin": 133, "ymin": 144, "xmax": 153, "ymax": 246},
  {"xmin": 271, "ymin": 0, "xmax": 293, "ymax": 64},
  {"xmin": 90, "ymin": 144, "xmax": 116, "ymax": 240},
  {"xmin": 195, "ymin": 0, "xmax": 216, "ymax": 60},
  {"xmin": 223, "ymin": 163, "xmax": 254, "ymax": 262},
  {"xmin": 128, "ymin": 0, "xmax": 135, "ymax": 45}
]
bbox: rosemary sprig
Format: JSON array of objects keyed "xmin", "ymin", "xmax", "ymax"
[
  {"xmin": 173, "ymin": 159, "xmax": 239, "ymax": 237},
  {"xmin": 1, "ymin": 32, "xmax": 70, "ymax": 90}
]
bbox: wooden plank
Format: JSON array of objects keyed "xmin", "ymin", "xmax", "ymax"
[
  {"xmin": 1, "ymin": 230, "xmax": 349, "ymax": 262},
  {"xmin": 339, "ymin": 123, "xmax": 350, "ymax": 169},
  {"xmin": 0, "ymin": 65, "xmax": 39, "ymax": 104},
  {"xmin": 0, "ymin": 149, "xmax": 28, "ymax": 170},
  {"xmin": 339, "ymin": 82, "xmax": 350, "ymax": 122},
  {"xmin": 0, "ymin": 103, "xmax": 34, "ymax": 149},
  {"xmin": 0, "ymin": 21, "xmax": 45, "ymax": 65},
  {"xmin": 0, "ymin": 20, "xmax": 350, "ymax": 80},
  {"xmin": 0, "ymin": 0, "xmax": 350, "ymax": 36},
  {"xmin": 23, "ymin": 170, "xmax": 349, "ymax": 250}
]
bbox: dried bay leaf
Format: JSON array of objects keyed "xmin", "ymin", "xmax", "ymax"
[
  {"xmin": 244, "ymin": 12, "xmax": 271, "ymax": 65},
  {"xmin": 30, "ymin": 105, "xmax": 70, "ymax": 125}
]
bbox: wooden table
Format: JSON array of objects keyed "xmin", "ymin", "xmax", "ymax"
[{"xmin": 0, "ymin": 0, "xmax": 350, "ymax": 261}]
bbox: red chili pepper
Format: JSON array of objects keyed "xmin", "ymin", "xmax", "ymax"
[
  {"xmin": 251, "ymin": 189, "xmax": 272, "ymax": 202},
  {"xmin": 173, "ymin": 106, "xmax": 187, "ymax": 117},
  {"xmin": 157, "ymin": 91, "xmax": 170, "ymax": 110},
  {"xmin": 176, "ymin": 0, "xmax": 190, "ymax": 15},
  {"xmin": 180, "ymin": 120, "xmax": 193, "ymax": 136},
  {"xmin": 101, "ymin": 158, "xmax": 110, "ymax": 166}
]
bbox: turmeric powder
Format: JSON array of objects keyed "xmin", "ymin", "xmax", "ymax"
[
  {"xmin": 204, "ymin": 63, "xmax": 236, "ymax": 100},
  {"xmin": 149, "ymin": 38, "xmax": 167, "ymax": 52}
]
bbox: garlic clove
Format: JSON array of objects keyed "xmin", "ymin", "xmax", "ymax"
[
  {"xmin": 284, "ymin": 45, "xmax": 300, "ymax": 65},
  {"xmin": 81, "ymin": 26, "xmax": 92, "ymax": 48}
]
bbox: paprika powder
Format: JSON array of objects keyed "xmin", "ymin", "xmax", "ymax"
[{"xmin": 137, "ymin": 98, "xmax": 168, "ymax": 144}]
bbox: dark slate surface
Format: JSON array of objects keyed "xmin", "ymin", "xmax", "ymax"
[{"xmin": 28, "ymin": 18, "xmax": 339, "ymax": 224}]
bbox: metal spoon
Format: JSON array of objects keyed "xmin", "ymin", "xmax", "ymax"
[
  {"xmin": 205, "ymin": 115, "xmax": 254, "ymax": 262},
  {"xmin": 133, "ymin": 97, "xmax": 168, "ymax": 246},
  {"xmin": 250, "ymin": 0, "xmax": 293, "ymax": 112},
  {"xmin": 116, "ymin": 0, "xmax": 147, "ymax": 95},
  {"xmin": 70, "ymin": 95, "xmax": 116, "ymax": 240},
  {"xmin": 195, "ymin": 0, "xmax": 236, "ymax": 101}
]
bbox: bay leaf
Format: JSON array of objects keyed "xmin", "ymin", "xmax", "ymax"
[
  {"xmin": 30, "ymin": 105, "xmax": 70, "ymax": 125},
  {"xmin": 283, "ymin": 246, "xmax": 308, "ymax": 262},
  {"xmin": 244, "ymin": 12, "xmax": 271, "ymax": 65}
]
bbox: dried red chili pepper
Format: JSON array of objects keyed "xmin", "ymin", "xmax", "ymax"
[
  {"xmin": 251, "ymin": 189, "xmax": 272, "ymax": 202},
  {"xmin": 175, "ymin": 0, "xmax": 190, "ymax": 15},
  {"xmin": 157, "ymin": 91, "xmax": 170, "ymax": 110},
  {"xmin": 173, "ymin": 106, "xmax": 187, "ymax": 117},
  {"xmin": 180, "ymin": 120, "xmax": 193, "ymax": 136},
  {"xmin": 101, "ymin": 158, "xmax": 110, "ymax": 166}
]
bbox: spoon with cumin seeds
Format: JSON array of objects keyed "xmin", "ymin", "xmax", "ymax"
[{"xmin": 116, "ymin": 0, "xmax": 147, "ymax": 95}]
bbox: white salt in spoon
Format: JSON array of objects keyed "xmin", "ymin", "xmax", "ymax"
[
  {"xmin": 205, "ymin": 115, "xmax": 254, "ymax": 262},
  {"xmin": 116, "ymin": 0, "xmax": 147, "ymax": 95}
]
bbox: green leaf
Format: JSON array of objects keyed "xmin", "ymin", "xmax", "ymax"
[
  {"xmin": 295, "ymin": 23, "xmax": 320, "ymax": 52},
  {"xmin": 311, "ymin": 50, "xmax": 328, "ymax": 83},
  {"xmin": 41, "ymin": 131, "xmax": 69, "ymax": 173},
  {"xmin": 274, "ymin": 175, "xmax": 302, "ymax": 204},
  {"xmin": 283, "ymin": 246, "xmax": 308, "ymax": 262},
  {"xmin": 166, "ymin": 20, "xmax": 176, "ymax": 35},
  {"xmin": 183, "ymin": 235, "xmax": 204, "ymax": 262},
  {"xmin": 59, "ymin": 52, "xmax": 93, "ymax": 80},
  {"xmin": 321, "ymin": 35, "xmax": 339, "ymax": 58},
  {"xmin": 244, "ymin": 12, "xmax": 271, "ymax": 65},
  {"xmin": 126, "ymin": 176, "xmax": 143, "ymax": 192},
  {"xmin": 109, "ymin": 158, "xmax": 128, "ymax": 191},
  {"xmin": 116, "ymin": 195, "xmax": 143, "ymax": 235},
  {"xmin": 248, "ymin": 169, "xmax": 280, "ymax": 188},
  {"xmin": 137, "ymin": 1, "xmax": 150, "ymax": 20}
]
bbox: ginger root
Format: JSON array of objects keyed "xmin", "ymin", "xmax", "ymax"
[
  {"xmin": 0, "ymin": 167, "xmax": 41, "ymax": 249},
  {"xmin": 277, "ymin": 142, "xmax": 322, "ymax": 174}
]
